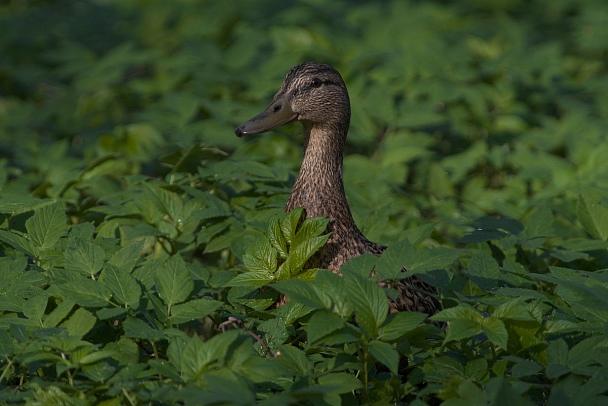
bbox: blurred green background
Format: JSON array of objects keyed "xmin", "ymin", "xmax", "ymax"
[{"xmin": 1, "ymin": 0, "xmax": 607, "ymax": 245}]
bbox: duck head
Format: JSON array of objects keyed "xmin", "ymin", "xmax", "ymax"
[{"xmin": 235, "ymin": 62, "xmax": 351, "ymax": 137}]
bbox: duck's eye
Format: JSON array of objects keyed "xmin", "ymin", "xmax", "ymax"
[{"xmin": 310, "ymin": 78, "xmax": 322, "ymax": 88}]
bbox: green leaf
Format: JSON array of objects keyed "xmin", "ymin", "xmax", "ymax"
[
  {"xmin": 99, "ymin": 264, "xmax": 142, "ymax": 308},
  {"xmin": 155, "ymin": 255, "xmax": 194, "ymax": 309},
  {"xmin": 22, "ymin": 295, "xmax": 48, "ymax": 325},
  {"xmin": 481, "ymin": 317, "xmax": 508, "ymax": 348},
  {"xmin": 242, "ymin": 238, "xmax": 278, "ymax": 275},
  {"xmin": 317, "ymin": 372, "xmax": 362, "ymax": 394},
  {"xmin": 368, "ymin": 340, "xmax": 399, "ymax": 374},
  {"xmin": 277, "ymin": 234, "xmax": 330, "ymax": 279},
  {"xmin": 123, "ymin": 317, "xmax": 165, "ymax": 341},
  {"xmin": 267, "ymin": 217, "xmax": 288, "ymax": 258},
  {"xmin": 290, "ymin": 216, "xmax": 329, "ymax": 252},
  {"xmin": 64, "ymin": 238, "xmax": 106, "ymax": 278},
  {"xmin": 280, "ymin": 207, "xmax": 305, "ymax": 245},
  {"xmin": 274, "ymin": 279, "xmax": 332, "ymax": 310},
  {"xmin": 43, "ymin": 300, "xmax": 75, "ymax": 328},
  {"xmin": 25, "ymin": 202, "xmax": 67, "ymax": 251},
  {"xmin": 55, "ymin": 280, "xmax": 112, "ymax": 307},
  {"xmin": 492, "ymin": 298, "xmax": 536, "ymax": 321},
  {"xmin": 227, "ymin": 271, "xmax": 274, "ymax": 288},
  {"xmin": 444, "ymin": 319, "xmax": 483, "ymax": 344},
  {"xmin": 107, "ymin": 240, "xmax": 144, "ymax": 271},
  {"xmin": 0, "ymin": 229, "xmax": 40, "ymax": 257},
  {"xmin": 577, "ymin": 188, "xmax": 608, "ymax": 241},
  {"xmin": 273, "ymin": 344, "xmax": 313, "ymax": 375},
  {"xmin": 62, "ymin": 308, "xmax": 96, "ymax": 338},
  {"xmin": 433, "ymin": 305, "xmax": 483, "ymax": 343},
  {"xmin": 0, "ymin": 330, "xmax": 15, "ymax": 357},
  {"xmin": 467, "ymin": 250, "xmax": 500, "ymax": 290},
  {"xmin": 343, "ymin": 271, "xmax": 388, "ymax": 338},
  {"xmin": 400, "ymin": 223, "xmax": 436, "ymax": 245},
  {"xmin": 376, "ymin": 239, "xmax": 415, "ymax": 278},
  {"xmin": 79, "ymin": 350, "xmax": 115, "ymax": 365},
  {"xmin": 405, "ymin": 247, "xmax": 462, "ymax": 274},
  {"xmin": 377, "ymin": 311, "xmax": 428, "ymax": 341},
  {"xmin": 307, "ymin": 311, "xmax": 345, "ymax": 345},
  {"xmin": 0, "ymin": 197, "xmax": 56, "ymax": 215},
  {"xmin": 170, "ymin": 298, "xmax": 223, "ymax": 324}
]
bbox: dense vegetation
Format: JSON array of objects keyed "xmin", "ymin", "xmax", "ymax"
[{"xmin": 1, "ymin": 0, "xmax": 608, "ymax": 404}]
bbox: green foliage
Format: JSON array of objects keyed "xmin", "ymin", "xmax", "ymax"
[{"xmin": 1, "ymin": 0, "xmax": 608, "ymax": 403}]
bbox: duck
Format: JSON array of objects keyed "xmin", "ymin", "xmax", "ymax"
[{"xmin": 235, "ymin": 62, "xmax": 439, "ymax": 315}]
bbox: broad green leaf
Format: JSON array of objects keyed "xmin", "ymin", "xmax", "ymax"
[
  {"xmin": 99, "ymin": 264, "xmax": 142, "ymax": 308},
  {"xmin": 481, "ymin": 317, "xmax": 508, "ymax": 348},
  {"xmin": 64, "ymin": 238, "xmax": 106, "ymax": 278},
  {"xmin": 79, "ymin": 350, "xmax": 116, "ymax": 365},
  {"xmin": 242, "ymin": 238, "xmax": 278, "ymax": 275},
  {"xmin": 123, "ymin": 317, "xmax": 165, "ymax": 341},
  {"xmin": 485, "ymin": 376, "xmax": 535, "ymax": 406},
  {"xmin": 145, "ymin": 182, "xmax": 184, "ymax": 222},
  {"xmin": 0, "ymin": 330, "xmax": 15, "ymax": 356},
  {"xmin": 170, "ymin": 298, "xmax": 222, "ymax": 324},
  {"xmin": 547, "ymin": 338, "xmax": 570, "ymax": 365},
  {"xmin": 96, "ymin": 308, "xmax": 127, "ymax": 320},
  {"xmin": 227, "ymin": 271, "xmax": 274, "ymax": 288},
  {"xmin": 524, "ymin": 206, "xmax": 554, "ymax": 239},
  {"xmin": 307, "ymin": 311, "xmax": 345, "ymax": 345},
  {"xmin": 290, "ymin": 216, "xmax": 329, "ymax": 252},
  {"xmin": 343, "ymin": 271, "xmax": 388, "ymax": 338},
  {"xmin": 405, "ymin": 247, "xmax": 462, "ymax": 274},
  {"xmin": 43, "ymin": 299, "xmax": 75, "ymax": 328},
  {"xmin": 107, "ymin": 240, "xmax": 144, "ymax": 271},
  {"xmin": 22, "ymin": 295, "xmax": 48, "ymax": 326},
  {"xmin": 433, "ymin": 305, "xmax": 483, "ymax": 343},
  {"xmin": 267, "ymin": 217, "xmax": 288, "ymax": 258},
  {"xmin": 0, "ymin": 229, "xmax": 40, "ymax": 257},
  {"xmin": 293, "ymin": 267, "xmax": 321, "ymax": 282},
  {"xmin": 377, "ymin": 311, "xmax": 428, "ymax": 341},
  {"xmin": 432, "ymin": 305, "xmax": 484, "ymax": 323},
  {"xmin": 25, "ymin": 202, "xmax": 67, "ymax": 251},
  {"xmin": 317, "ymin": 372, "xmax": 362, "ymax": 394},
  {"xmin": 376, "ymin": 239, "xmax": 415, "ymax": 279},
  {"xmin": 274, "ymin": 279, "xmax": 332, "ymax": 310},
  {"xmin": 155, "ymin": 255, "xmax": 194, "ymax": 309},
  {"xmin": 62, "ymin": 308, "xmax": 96, "ymax": 338},
  {"xmin": 273, "ymin": 344, "xmax": 313, "ymax": 375},
  {"xmin": 314, "ymin": 271, "xmax": 352, "ymax": 316},
  {"xmin": 577, "ymin": 188, "xmax": 608, "ymax": 241},
  {"xmin": 443, "ymin": 319, "xmax": 483, "ymax": 344},
  {"xmin": 280, "ymin": 207, "xmax": 305, "ymax": 245},
  {"xmin": 277, "ymin": 234, "xmax": 330, "ymax": 279},
  {"xmin": 340, "ymin": 253, "xmax": 377, "ymax": 279},
  {"xmin": 179, "ymin": 331, "xmax": 240, "ymax": 380},
  {"xmin": 511, "ymin": 358, "xmax": 543, "ymax": 378},
  {"xmin": 0, "ymin": 196, "xmax": 56, "ymax": 215},
  {"xmin": 368, "ymin": 340, "xmax": 399, "ymax": 374},
  {"xmin": 55, "ymin": 280, "xmax": 112, "ymax": 307},
  {"xmin": 492, "ymin": 298, "xmax": 536, "ymax": 321},
  {"xmin": 467, "ymin": 250, "xmax": 500, "ymax": 290},
  {"xmin": 400, "ymin": 223, "xmax": 436, "ymax": 245}
]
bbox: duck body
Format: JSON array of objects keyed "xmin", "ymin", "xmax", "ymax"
[{"xmin": 236, "ymin": 62, "xmax": 439, "ymax": 315}]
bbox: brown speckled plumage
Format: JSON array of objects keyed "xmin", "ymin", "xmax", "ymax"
[{"xmin": 236, "ymin": 62, "xmax": 440, "ymax": 315}]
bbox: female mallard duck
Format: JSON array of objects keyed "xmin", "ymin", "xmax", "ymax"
[{"xmin": 235, "ymin": 62, "xmax": 439, "ymax": 315}]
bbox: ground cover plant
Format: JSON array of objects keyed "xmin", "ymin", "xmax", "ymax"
[{"xmin": 1, "ymin": 0, "xmax": 608, "ymax": 404}]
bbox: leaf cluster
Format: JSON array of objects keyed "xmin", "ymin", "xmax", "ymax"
[{"xmin": 1, "ymin": 0, "xmax": 608, "ymax": 404}]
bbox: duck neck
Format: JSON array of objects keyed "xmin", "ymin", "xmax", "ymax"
[{"xmin": 286, "ymin": 123, "xmax": 362, "ymax": 237}]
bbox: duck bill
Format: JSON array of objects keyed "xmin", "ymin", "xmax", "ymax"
[{"xmin": 235, "ymin": 94, "xmax": 296, "ymax": 137}]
